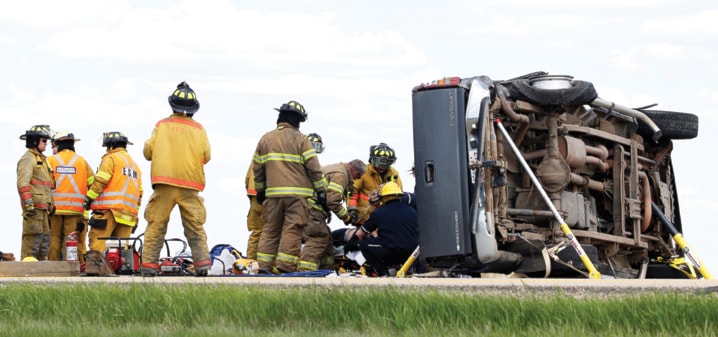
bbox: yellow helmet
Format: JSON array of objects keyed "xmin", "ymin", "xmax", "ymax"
[
  {"xmin": 380, "ymin": 181, "xmax": 403, "ymax": 201},
  {"xmin": 22, "ymin": 256, "xmax": 38, "ymax": 262}
]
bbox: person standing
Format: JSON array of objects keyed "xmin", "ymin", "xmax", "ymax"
[
  {"xmin": 84, "ymin": 131, "xmax": 143, "ymax": 253},
  {"xmin": 141, "ymin": 81, "xmax": 212, "ymax": 277},
  {"xmin": 298, "ymin": 159, "xmax": 365, "ymax": 271},
  {"xmin": 349, "ymin": 143, "xmax": 403, "ymax": 224},
  {"xmin": 253, "ymin": 100, "xmax": 326, "ymax": 273},
  {"xmin": 17, "ymin": 125, "xmax": 55, "ymax": 261},
  {"xmin": 244, "ymin": 132, "xmax": 325, "ymax": 262},
  {"xmin": 47, "ymin": 132, "xmax": 94, "ymax": 263}
]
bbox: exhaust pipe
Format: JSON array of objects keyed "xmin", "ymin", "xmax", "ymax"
[{"xmin": 591, "ymin": 97, "xmax": 662, "ymax": 142}]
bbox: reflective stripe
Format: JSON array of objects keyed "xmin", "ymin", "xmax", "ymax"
[
  {"xmin": 277, "ymin": 252, "xmax": 298, "ymax": 265},
  {"xmin": 298, "ymin": 260, "xmax": 318, "ymax": 271},
  {"xmin": 257, "ymin": 252, "xmax": 276, "ymax": 264},
  {"xmin": 151, "ymin": 176, "xmax": 204, "ymax": 191},
  {"xmin": 30, "ymin": 179, "xmax": 53, "ymax": 187},
  {"xmin": 266, "ymin": 186, "xmax": 314, "ymax": 197}
]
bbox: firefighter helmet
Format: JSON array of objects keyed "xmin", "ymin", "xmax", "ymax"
[
  {"xmin": 102, "ymin": 131, "xmax": 133, "ymax": 147},
  {"xmin": 274, "ymin": 100, "xmax": 307, "ymax": 122},
  {"xmin": 168, "ymin": 81, "xmax": 200, "ymax": 115},
  {"xmin": 307, "ymin": 133, "xmax": 324, "ymax": 153},
  {"xmin": 52, "ymin": 131, "xmax": 81, "ymax": 143},
  {"xmin": 370, "ymin": 143, "xmax": 396, "ymax": 170},
  {"xmin": 20, "ymin": 125, "xmax": 52, "ymax": 148},
  {"xmin": 380, "ymin": 181, "xmax": 403, "ymax": 201}
]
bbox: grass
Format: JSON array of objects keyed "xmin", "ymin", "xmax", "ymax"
[{"xmin": 0, "ymin": 283, "xmax": 716, "ymax": 336}]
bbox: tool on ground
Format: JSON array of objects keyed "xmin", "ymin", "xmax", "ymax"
[
  {"xmin": 396, "ymin": 245, "xmax": 420, "ymax": 278},
  {"xmin": 99, "ymin": 236, "xmax": 142, "ymax": 274},
  {"xmin": 651, "ymin": 202, "xmax": 713, "ymax": 279},
  {"xmin": 495, "ymin": 118, "xmax": 601, "ymax": 279}
]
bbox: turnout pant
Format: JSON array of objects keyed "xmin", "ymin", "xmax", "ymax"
[{"xmin": 257, "ymin": 197, "xmax": 309, "ymax": 273}]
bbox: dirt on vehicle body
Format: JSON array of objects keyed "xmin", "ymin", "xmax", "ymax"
[{"xmin": 411, "ymin": 71, "xmax": 701, "ymax": 279}]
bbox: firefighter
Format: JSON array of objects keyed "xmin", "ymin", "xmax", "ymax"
[
  {"xmin": 245, "ymin": 133, "xmax": 325, "ymax": 261},
  {"xmin": 47, "ymin": 132, "xmax": 94, "ymax": 264},
  {"xmin": 140, "ymin": 81, "xmax": 212, "ymax": 276},
  {"xmin": 84, "ymin": 131, "xmax": 143, "ymax": 253},
  {"xmin": 298, "ymin": 159, "xmax": 365, "ymax": 271},
  {"xmin": 344, "ymin": 181, "xmax": 418, "ymax": 276},
  {"xmin": 253, "ymin": 100, "xmax": 326, "ymax": 273},
  {"xmin": 17, "ymin": 125, "xmax": 55, "ymax": 261},
  {"xmin": 349, "ymin": 143, "xmax": 403, "ymax": 224}
]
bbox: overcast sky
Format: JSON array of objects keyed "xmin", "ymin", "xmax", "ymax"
[{"xmin": 2, "ymin": 0, "xmax": 717, "ymax": 275}]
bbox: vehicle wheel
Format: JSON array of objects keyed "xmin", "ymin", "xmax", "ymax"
[
  {"xmin": 509, "ymin": 79, "xmax": 598, "ymax": 106},
  {"xmin": 637, "ymin": 110, "xmax": 699, "ymax": 140}
]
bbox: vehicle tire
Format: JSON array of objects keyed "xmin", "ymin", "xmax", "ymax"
[
  {"xmin": 637, "ymin": 110, "xmax": 699, "ymax": 140},
  {"xmin": 509, "ymin": 79, "xmax": 598, "ymax": 106}
]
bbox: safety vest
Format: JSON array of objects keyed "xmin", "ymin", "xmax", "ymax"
[
  {"xmin": 91, "ymin": 151, "xmax": 142, "ymax": 216},
  {"xmin": 49, "ymin": 150, "xmax": 91, "ymax": 215}
]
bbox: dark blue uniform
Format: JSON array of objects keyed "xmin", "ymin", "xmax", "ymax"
[{"xmin": 358, "ymin": 199, "xmax": 419, "ymax": 275}]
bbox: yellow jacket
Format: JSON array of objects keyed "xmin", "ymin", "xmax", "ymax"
[
  {"xmin": 245, "ymin": 162, "xmax": 257, "ymax": 196},
  {"xmin": 144, "ymin": 113, "xmax": 211, "ymax": 191},
  {"xmin": 87, "ymin": 148, "xmax": 143, "ymax": 226},
  {"xmin": 351, "ymin": 164, "xmax": 402, "ymax": 223},
  {"xmin": 16, "ymin": 149, "xmax": 55, "ymax": 212}
]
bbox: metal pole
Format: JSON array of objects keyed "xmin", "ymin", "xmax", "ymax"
[{"xmin": 495, "ymin": 118, "xmax": 601, "ymax": 279}]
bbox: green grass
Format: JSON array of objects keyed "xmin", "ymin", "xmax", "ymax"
[{"xmin": 0, "ymin": 283, "xmax": 716, "ymax": 336}]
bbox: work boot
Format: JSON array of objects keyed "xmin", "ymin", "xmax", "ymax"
[
  {"xmin": 195, "ymin": 265, "xmax": 209, "ymax": 277},
  {"xmin": 141, "ymin": 268, "xmax": 157, "ymax": 277}
]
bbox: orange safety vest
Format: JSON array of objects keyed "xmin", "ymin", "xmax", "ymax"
[
  {"xmin": 49, "ymin": 151, "xmax": 91, "ymax": 214},
  {"xmin": 91, "ymin": 151, "xmax": 142, "ymax": 216}
]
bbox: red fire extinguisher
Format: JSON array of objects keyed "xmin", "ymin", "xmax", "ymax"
[{"xmin": 65, "ymin": 231, "xmax": 80, "ymax": 262}]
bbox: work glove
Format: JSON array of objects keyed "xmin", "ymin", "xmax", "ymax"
[
  {"xmin": 255, "ymin": 191, "xmax": 266, "ymax": 205},
  {"xmin": 341, "ymin": 214, "xmax": 352, "ymax": 226},
  {"xmin": 347, "ymin": 207, "xmax": 360, "ymax": 225},
  {"xmin": 25, "ymin": 205, "xmax": 36, "ymax": 217},
  {"xmin": 75, "ymin": 221, "xmax": 85, "ymax": 233},
  {"xmin": 344, "ymin": 234, "xmax": 360, "ymax": 252},
  {"xmin": 316, "ymin": 191, "xmax": 328, "ymax": 210},
  {"xmin": 83, "ymin": 196, "xmax": 94, "ymax": 210}
]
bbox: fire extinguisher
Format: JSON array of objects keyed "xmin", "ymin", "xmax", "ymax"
[{"xmin": 65, "ymin": 231, "xmax": 80, "ymax": 262}]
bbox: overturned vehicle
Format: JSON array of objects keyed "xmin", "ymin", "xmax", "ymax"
[{"xmin": 411, "ymin": 72, "xmax": 706, "ymax": 279}]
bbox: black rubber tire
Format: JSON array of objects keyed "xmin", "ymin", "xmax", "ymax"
[
  {"xmin": 637, "ymin": 110, "xmax": 699, "ymax": 140},
  {"xmin": 509, "ymin": 79, "xmax": 598, "ymax": 106}
]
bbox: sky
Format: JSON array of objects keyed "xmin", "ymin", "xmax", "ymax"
[{"xmin": 2, "ymin": 0, "xmax": 717, "ymax": 276}]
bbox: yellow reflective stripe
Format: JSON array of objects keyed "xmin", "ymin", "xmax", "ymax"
[
  {"xmin": 328, "ymin": 181, "xmax": 344, "ymax": 194},
  {"xmin": 87, "ymin": 190, "xmax": 100, "ymax": 199},
  {"xmin": 266, "ymin": 187, "xmax": 314, "ymax": 196},
  {"xmin": 298, "ymin": 260, "xmax": 318, "ymax": 271},
  {"xmin": 336, "ymin": 207, "xmax": 348, "ymax": 218},
  {"xmin": 259, "ymin": 152, "xmax": 305, "ymax": 164},
  {"xmin": 87, "ymin": 176, "xmax": 95, "ymax": 186},
  {"xmin": 313, "ymin": 179, "xmax": 326, "ymax": 190},
  {"xmin": 96, "ymin": 171, "xmax": 112, "ymax": 181},
  {"xmin": 302, "ymin": 148, "xmax": 317, "ymax": 161},
  {"xmin": 257, "ymin": 252, "xmax": 275, "ymax": 264},
  {"xmin": 277, "ymin": 252, "xmax": 298, "ymax": 264}
]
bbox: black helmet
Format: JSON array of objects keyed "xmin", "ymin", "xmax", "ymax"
[
  {"xmin": 102, "ymin": 131, "xmax": 133, "ymax": 148},
  {"xmin": 20, "ymin": 125, "xmax": 52, "ymax": 148},
  {"xmin": 307, "ymin": 133, "xmax": 324, "ymax": 153},
  {"xmin": 274, "ymin": 100, "xmax": 307, "ymax": 122},
  {"xmin": 369, "ymin": 143, "xmax": 396, "ymax": 170},
  {"xmin": 168, "ymin": 81, "xmax": 200, "ymax": 115}
]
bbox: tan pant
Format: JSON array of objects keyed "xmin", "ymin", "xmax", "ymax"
[
  {"xmin": 298, "ymin": 207, "xmax": 331, "ymax": 271},
  {"xmin": 21, "ymin": 209, "xmax": 50, "ymax": 260},
  {"xmin": 88, "ymin": 210, "xmax": 133, "ymax": 252},
  {"xmin": 246, "ymin": 195, "xmax": 264, "ymax": 260},
  {"xmin": 49, "ymin": 214, "xmax": 88, "ymax": 264},
  {"xmin": 142, "ymin": 184, "xmax": 210, "ymax": 268},
  {"xmin": 257, "ymin": 197, "xmax": 309, "ymax": 273}
]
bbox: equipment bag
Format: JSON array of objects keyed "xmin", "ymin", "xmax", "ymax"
[{"xmin": 209, "ymin": 244, "xmax": 243, "ymax": 275}]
